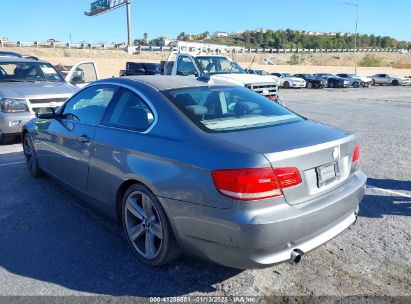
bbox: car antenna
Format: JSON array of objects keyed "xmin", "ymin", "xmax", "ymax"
[{"xmin": 247, "ymin": 55, "xmax": 256, "ymax": 71}]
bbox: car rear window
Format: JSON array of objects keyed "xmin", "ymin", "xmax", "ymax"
[{"xmin": 162, "ymin": 86, "xmax": 302, "ymax": 133}]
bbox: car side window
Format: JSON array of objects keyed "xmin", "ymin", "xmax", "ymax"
[
  {"xmin": 62, "ymin": 85, "xmax": 117, "ymax": 124},
  {"xmin": 176, "ymin": 56, "xmax": 197, "ymax": 76},
  {"xmin": 103, "ymin": 88, "xmax": 155, "ymax": 132}
]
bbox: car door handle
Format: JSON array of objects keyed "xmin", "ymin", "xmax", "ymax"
[{"xmin": 77, "ymin": 135, "xmax": 91, "ymax": 143}]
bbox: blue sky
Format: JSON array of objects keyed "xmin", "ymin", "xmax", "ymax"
[{"xmin": 2, "ymin": 0, "xmax": 410, "ymax": 43}]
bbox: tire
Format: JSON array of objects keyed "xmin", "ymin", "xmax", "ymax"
[
  {"xmin": 353, "ymin": 81, "xmax": 360, "ymax": 88},
  {"xmin": 0, "ymin": 134, "xmax": 16, "ymax": 145},
  {"xmin": 306, "ymin": 82, "xmax": 313, "ymax": 89},
  {"xmin": 122, "ymin": 184, "xmax": 179, "ymax": 266},
  {"xmin": 23, "ymin": 134, "xmax": 43, "ymax": 177},
  {"xmin": 328, "ymin": 81, "xmax": 335, "ymax": 88},
  {"xmin": 371, "ymin": 79, "xmax": 376, "ymax": 86},
  {"xmin": 392, "ymin": 80, "xmax": 400, "ymax": 86},
  {"xmin": 283, "ymin": 81, "xmax": 290, "ymax": 89}
]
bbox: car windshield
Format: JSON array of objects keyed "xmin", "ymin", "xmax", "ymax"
[
  {"xmin": 195, "ymin": 57, "xmax": 245, "ymax": 75},
  {"xmin": 163, "ymin": 86, "xmax": 302, "ymax": 133},
  {"xmin": 282, "ymin": 73, "xmax": 292, "ymax": 77},
  {"xmin": 303, "ymin": 74, "xmax": 315, "ymax": 78},
  {"xmin": 0, "ymin": 61, "xmax": 64, "ymax": 82}
]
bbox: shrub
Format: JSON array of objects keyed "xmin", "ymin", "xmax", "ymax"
[
  {"xmin": 288, "ymin": 54, "xmax": 303, "ymax": 65},
  {"xmin": 359, "ymin": 54, "xmax": 382, "ymax": 67}
]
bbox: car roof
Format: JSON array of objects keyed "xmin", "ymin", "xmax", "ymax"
[
  {"xmin": 0, "ymin": 57, "xmax": 48, "ymax": 64},
  {"xmin": 121, "ymin": 75, "xmax": 237, "ymax": 90}
]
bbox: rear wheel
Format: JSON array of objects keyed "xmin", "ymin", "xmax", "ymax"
[
  {"xmin": 353, "ymin": 81, "xmax": 360, "ymax": 88},
  {"xmin": 23, "ymin": 134, "xmax": 43, "ymax": 177},
  {"xmin": 122, "ymin": 184, "xmax": 179, "ymax": 266},
  {"xmin": 283, "ymin": 81, "xmax": 290, "ymax": 89}
]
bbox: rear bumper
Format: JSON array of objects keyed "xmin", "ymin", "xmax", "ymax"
[
  {"xmin": 0, "ymin": 112, "xmax": 34, "ymax": 136},
  {"xmin": 160, "ymin": 171, "xmax": 366, "ymax": 269}
]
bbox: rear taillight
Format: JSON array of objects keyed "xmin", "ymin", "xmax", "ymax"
[
  {"xmin": 352, "ymin": 144, "xmax": 360, "ymax": 163},
  {"xmin": 273, "ymin": 167, "xmax": 302, "ymax": 189},
  {"xmin": 211, "ymin": 167, "xmax": 301, "ymax": 201}
]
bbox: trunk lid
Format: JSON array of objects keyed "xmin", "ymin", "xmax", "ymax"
[{"xmin": 213, "ymin": 120, "xmax": 357, "ymax": 205}]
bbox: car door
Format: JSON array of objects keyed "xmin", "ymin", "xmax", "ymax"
[
  {"xmin": 36, "ymin": 84, "xmax": 118, "ymax": 190},
  {"xmin": 381, "ymin": 74, "xmax": 391, "ymax": 84},
  {"xmin": 86, "ymin": 87, "xmax": 157, "ymax": 206},
  {"xmin": 175, "ymin": 56, "xmax": 199, "ymax": 76},
  {"xmin": 65, "ymin": 61, "xmax": 100, "ymax": 88},
  {"xmin": 375, "ymin": 74, "xmax": 386, "ymax": 84}
]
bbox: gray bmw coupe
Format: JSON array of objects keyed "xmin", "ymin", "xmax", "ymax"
[{"xmin": 22, "ymin": 76, "xmax": 366, "ymax": 269}]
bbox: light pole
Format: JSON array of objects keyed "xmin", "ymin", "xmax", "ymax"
[{"xmin": 341, "ymin": 1, "xmax": 359, "ymax": 74}]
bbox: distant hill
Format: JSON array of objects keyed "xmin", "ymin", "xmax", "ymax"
[{"xmin": 163, "ymin": 29, "xmax": 411, "ymax": 50}]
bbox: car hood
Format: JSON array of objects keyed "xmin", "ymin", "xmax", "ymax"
[
  {"xmin": 0, "ymin": 81, "xmax": 77, "ymax": 99},
  {"xmin": 211, "ymin": 119, "xmax": 351, "ymax": 154},
  {"xmin": 211, "ymin": 73, "xmax": 279, "ymax": 85}
]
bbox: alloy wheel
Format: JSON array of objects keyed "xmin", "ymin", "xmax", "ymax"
[{"xmin": 124, "ymin": 191, "xmax": 163, "ymax": 259}]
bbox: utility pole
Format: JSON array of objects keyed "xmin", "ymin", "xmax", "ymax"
[
  {"xmin": 126, "ymin": 0, "xmax": 133, "ymax": 52},
  {"xmin": 341, "ymin": 2, "xmax": 359, "ymax": 74}
]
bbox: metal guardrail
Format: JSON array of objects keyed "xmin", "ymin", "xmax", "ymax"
[{"xmin": 0, "ymin": 39, "xmax": 409, "ymax": 54}]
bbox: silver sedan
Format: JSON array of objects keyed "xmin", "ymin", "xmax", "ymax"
[{"xmin": 22, "ymin": 76, "xmax": 366, "ymax": 269}]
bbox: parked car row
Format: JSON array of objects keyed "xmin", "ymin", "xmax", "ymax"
[{"xmin": 246, "ymin": 68, "xmax": 410, "ymax": 89}]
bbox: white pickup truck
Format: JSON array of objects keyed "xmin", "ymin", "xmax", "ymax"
[{"xmin": 162, "ymin": 53, "xmax": 280, "ymax": 102}]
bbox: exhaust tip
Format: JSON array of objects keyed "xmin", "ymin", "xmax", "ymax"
[{"xmin": 290, "ymin": 249, "xmax": 302, "ymax": 264}]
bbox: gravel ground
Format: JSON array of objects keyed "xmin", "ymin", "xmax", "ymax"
[{"xmin": 0, "ymin": 85, "xmax": 410, "ymax": 302}]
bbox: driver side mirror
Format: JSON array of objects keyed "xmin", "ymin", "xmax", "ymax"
[{"xmin": 36, "ymin": 107, "xmax": 56, "ymax": 119}]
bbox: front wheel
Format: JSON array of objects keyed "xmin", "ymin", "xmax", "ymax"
[
  {"xmin": 23, "ymin": 134, "xmax": 43, "ymax": 177},
  {"xmin": 283, "ymin": 81, "xmax": 290, "ymax": 89},
  {"xmin": 371, "ymin": 80, "xmax": 376, "ymax": 86},
  {"xmin": 0, "ymin": 134, "xmax": 16, "ymax": 145},
  {"xmin": 306, "ymin": 82, "xmax": 313, "ymax": 89},
  {"xmin": 392, "ymin": 80, "xmax": 400, "ymax": 86},
  {"xmin": 328, "ymin": 81, "xmax": 335, "ymax": 88},
  {"xmin": 353, "ymin": 81, "xmax": 360, "ymax": 88},
  {"xmin": 122, "ymin": 184, "xmax": 179, "ymax": 266}
]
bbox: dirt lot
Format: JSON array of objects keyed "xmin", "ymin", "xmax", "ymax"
[
  {"xmin": 0, "ymin": 85, "xmax": 410, "ymax": 302},
  {"xmin": 2, "ymin": 46, "xmax": 411, "ymax": 79}
]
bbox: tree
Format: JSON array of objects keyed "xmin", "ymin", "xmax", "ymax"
[{"xmin": 177, "ymin": 32, "xmax": 190, "ymax": 41}]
